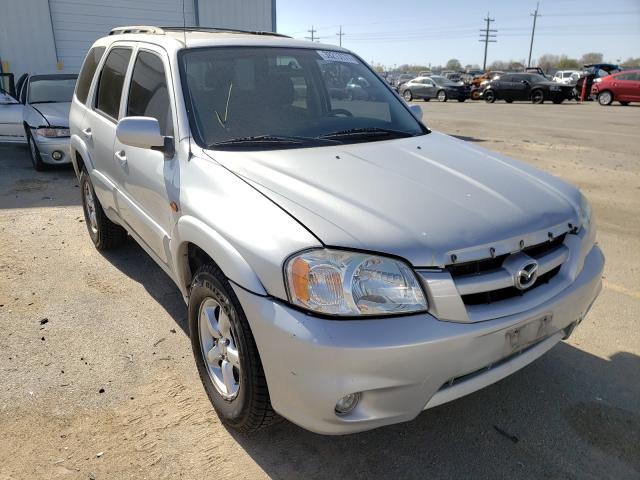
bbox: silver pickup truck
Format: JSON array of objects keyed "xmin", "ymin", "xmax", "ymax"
[{"xmin": 69, "ymin": 26, "xmax": 603, "ymax": 435}]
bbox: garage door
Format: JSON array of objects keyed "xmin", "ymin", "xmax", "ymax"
[{"xmin": 49, "ymin": 0, "xmax": 196, "ymax": 72}]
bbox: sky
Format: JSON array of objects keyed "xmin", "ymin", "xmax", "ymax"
[{"xmin": 276, "ymin": 0, "xmax": 640, "ymax": 68}]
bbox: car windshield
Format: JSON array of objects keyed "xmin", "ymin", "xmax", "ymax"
[
  {"xmin": 526, "ymin": 74, "xmax": 547, "ymax": 83},
  {"xmin": 430, "ymin": 75, "xmax": 457, "ymax": 86},
  {"xmin": 28, "ymin": 75, "xmax": 77, "ymax": 103},
  {"xmin": 180, "ymin": 47, "xmax": 425, "ymax": 149}
]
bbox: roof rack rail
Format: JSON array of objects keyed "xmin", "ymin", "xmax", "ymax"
[
  {"xmin": 109, "ymin": 26, "xmax": 165, "ymax": 35},
  {"xmin": 160, "ymin": 26, "xmax": 291, "ymax": 38}
]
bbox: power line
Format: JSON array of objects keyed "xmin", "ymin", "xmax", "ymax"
[
  {"xmin": 479, "ymin": 13, "xmax": 497, "ymax": 71},
  {"xmin": 336, "ymin": 25, "xmax": 345, "ymax": 47},
  {"xmin": 528, "ymin": 2, "xmax": 541, "ymax": 67}
]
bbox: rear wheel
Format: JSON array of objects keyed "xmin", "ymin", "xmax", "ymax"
[
  {"xmin": 189, "ymin": 263, "xmax": 277, "ymax": 432},
  {"xmin": 79, "ymin": 169, "xmax": 127, "ymax": 250},
  {"xmin": 437, "ymin": 90, "xmax": 447, "ymax": 102},
  {"xmin": 403, "ymin": 89, "xmax": 413, "ymax": 101},
  {"xmin": 27, "ymin": 131, "xmax": 47, "ymax": 171},
  {"xmin": 597, "ymin": 91, "xmax": 613, "ymax": 106},
  {"xmin": 484, "ymin": 90, "xmax": 496, "ymax": 103},
  {"xmin": 531, "ymin": 90, "xmax": 544, "ymax": 104}
]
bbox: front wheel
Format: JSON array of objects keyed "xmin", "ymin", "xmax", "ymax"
[
  {"xmin": 189, "ymin": 263, "xmax": 277, "ymax": 433},
  {"xmin": 531, "ymin": 90, "xmax": 544, "ymax": 104},
  {"xmin": 437, "ymin": 90, "xmax": 447, "ymax": 102},
  {"xmin": 403, "ymin": 89, "xmax": 413, "ymax": 101},
  {"xmin": 597, "ymin": 91, "xmax": 613, "ymax": 106},
  {"xmin": 27, "ymin": 131, "xmax": 47, "ymax": 171},
  {"xmin": 484, "ymin": 90, "xmax": 496, "ymax": 103}
]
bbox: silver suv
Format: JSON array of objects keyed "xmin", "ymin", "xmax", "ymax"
[{"xmin": 69, "ymin": 26, "xmax": 604, "ymax": 435}]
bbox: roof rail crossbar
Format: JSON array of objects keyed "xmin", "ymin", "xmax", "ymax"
[
  {"xmin": 109, "ymin": 26, "xmax": 165, "ymax": 35},
  {"xmin": 160, "ymin": 26, "xmax": 291, "ymax": 38}
]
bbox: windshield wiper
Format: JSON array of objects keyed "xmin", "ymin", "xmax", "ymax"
[
  {"xmin": 317, "ymin": 127, "xmax": 416, "ymax": 140},
  {"xmin": 208, "ymin": 134, "xmax": 339, "ymax": 148}
]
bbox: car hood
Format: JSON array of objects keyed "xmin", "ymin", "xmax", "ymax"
[
  {"xmin": 205, "ymin": 133, "xmax": 581, "ymax": 267},
  {"xmin": 29, "ymin": 102, "xmax": 71, "ymax": 126}
]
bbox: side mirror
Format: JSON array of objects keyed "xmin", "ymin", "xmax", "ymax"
[
  {"xmin": 409, "ymin": 104, "xmax": 423, "ymax": 120},
  {"xmin": 116, "ymin": 116, "xmax": 174, "ymax": 159}
]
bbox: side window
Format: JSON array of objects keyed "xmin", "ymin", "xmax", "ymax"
[
  {"xmin": 95, "ymin": 47, "xmax": 132, "ymax": 120},
  {"xmin": 127, "ymin": 51, "xmax": 173, "ymax": 136},
  {"xmin": 76, "ymin": 46, "xmax": 106, "ymax": 103}
]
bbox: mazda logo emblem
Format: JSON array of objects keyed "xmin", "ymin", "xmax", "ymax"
[{"xmin": 515, "ymin": 261, "xmax": 539, "ymax": 290}]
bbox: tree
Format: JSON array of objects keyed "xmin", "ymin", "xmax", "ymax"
[
  {"xmin": 445, "ymin": 58, "xmax": 462, "ymax": 71},
  {"xmin": 508, "ymin": 60, "xmax": 525, "ymax": 71},
  {"xmin": 620, "ymin": 57, "xmax": 640, "ymax": 68},
  {"xmin": 487, "ymin": 60, "xmax": 507, "ymax": 71},
  {"xmin": 579, "ymin": 52, "xmax": 604, "ymax": 65},
  {"xmin": 556, "ymin": 55, "xmax": 579, "ymax": 70},
  {"xmin": 537, "ymin": 54, "xmax": 560, "ymax": 73}
]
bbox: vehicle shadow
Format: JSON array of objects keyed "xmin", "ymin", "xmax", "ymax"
[
  {"xmin": 99, "ymin": 240, "xmax": 189, "ymax": 334},
  {"xmin": 226, "ymin": 344, "xmax": 640, "ymax": 479},
  {"xmin": 0, "ymin": 143, "xmax": 79, "ymax": 209},
  {"xmin": 451, "ymin": 135, "xmax": 486, "ymax": 142}
]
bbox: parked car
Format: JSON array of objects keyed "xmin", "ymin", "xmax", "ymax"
[
  {"xmin": 395, "ymin": 73, "xmax": 415, "ymax": 87},
  {"xmin": 470, "ymin": 71, "xmax": 503, "ymax": 99},
  {"xmin": 574, "ymin": 64, "xmax": 622, "ymax": 100},
  {"xmin": 591, "ymin": 69, "xmax": 640, "ymax": 106},
  {"xmin": 553, "ymin": 70, "xmax": 581, "ymax": 85},
  {"xmin": 0, "ymin": 73, "xmax": 24, "ymax": 143},
  {"xmin": 70, "ymin": 26, "xmax": 603, "ymax": 435},
  {"xmin": 482, "ymin": 73, "xmax": 574, "ymax": 104},
  {"xmin": 400, "ymin": 75, "xmax": 469, "ymax": 102},
  {"xmin": 0, "ymin": 71, "xmax": 77, "ymax": 170}
]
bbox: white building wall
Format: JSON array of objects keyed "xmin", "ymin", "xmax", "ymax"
[
  {"xmin": 0, "ymin": 0, "xmax": 275, "ymax": 78},
  {"xmin": 0, "ymin": 0, "xmax": 58, "ymax": 78}
]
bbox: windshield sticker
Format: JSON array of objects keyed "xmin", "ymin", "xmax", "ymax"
[{"xmin": 316, "ymin": 50, "xmax": 358, "ymax": 64}]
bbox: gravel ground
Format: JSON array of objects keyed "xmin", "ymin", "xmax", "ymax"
[{"xmin": 0, "ymin": 101, "xmax": 638, "ymax": 479}]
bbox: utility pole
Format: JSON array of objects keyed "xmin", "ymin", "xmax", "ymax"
[
  {"xmin": 336, "ymin": 25, "xmax": 345, "ymax": 47},
  {"xmin": 478, "ymin": 13, "xmax": 497, "ymax": 71},
  {"xmin": 305, "ymin": 25, "xmax": 317, "ymax": 42},
  {"xmin": 527, "ymin": 2, "xmax": 541, "ymax": 68}
]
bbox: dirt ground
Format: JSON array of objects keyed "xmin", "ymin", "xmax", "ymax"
[{"xmin": 1, "ymin": 101, "xmax": 638, "ymax": 479}]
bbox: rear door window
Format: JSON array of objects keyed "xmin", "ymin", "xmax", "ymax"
[
  {"xmin": 95, "ymin": 47, "xmax": 132, "ymax": 120},
  {"xmin": 126, "ymin": 50, "xmax": 173, "ymax": 136},
  {"xmin": 76, "ymin": 46, "xmax": 106, "ymax": 103}
]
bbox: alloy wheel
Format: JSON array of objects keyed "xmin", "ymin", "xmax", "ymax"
[{"xmin": 199, "ymin": 297, "xmax": 241, "ymax": 400}]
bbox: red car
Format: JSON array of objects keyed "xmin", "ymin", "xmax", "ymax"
[{"xmin": 591, "ymin": 70, "xmax": 640, "ymax": 106}]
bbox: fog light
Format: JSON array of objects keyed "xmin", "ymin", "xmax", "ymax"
[
  {"xmin": 52, "ymin": 151, "xmax": 63, "ymax": 161},
  {"xmin": 335, "ymin": 392, "xmax": 361, "ymax": 416}
]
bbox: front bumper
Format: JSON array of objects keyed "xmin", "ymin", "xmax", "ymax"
[
  {"xmin": 234, "ymin": 245, "xmax": 604, "ymax": 435},
  {"xmin": 33, "ymin": 134, "xmax": 71, "ymax": 165}
]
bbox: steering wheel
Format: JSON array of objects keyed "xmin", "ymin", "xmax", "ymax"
[{"xmin": 328, "ymin": 108, "xmax": 353, "ymax": 117}]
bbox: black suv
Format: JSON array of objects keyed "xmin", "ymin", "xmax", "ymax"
[{"xmin": 482, "ymin": 73, "xmax": 574, "ymax": 104}]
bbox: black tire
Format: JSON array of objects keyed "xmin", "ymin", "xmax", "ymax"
[
  {"xmin": 27, "ymin": 130, "xmax": 47, "ymax": 171},
  {"xmin": 437, "ymin": 90, "xmax": 447, "ymax": 102},
  {"xmin": 189, "ymin": 263, "xmax": 277, "ymax": 433},
  {"xmin": 403, "ymin": 89, "xmax": 413, "ymax": 101},
  {"xmin": 619, "ymin": 101, "xmax": 630, "ymax": 106},
  {"xmin": 484, "ymin": 90, "xmax": 496, "ymax": 103},
  {"xmin": 597, "ymin": 91, "xmax": 613, "ymax": 106},
  {"xmin": 531, "ymin": 89, "xmax": 544, "ymax": 104},
  {"xmin": 79, "ymin": 169, "xmax": 127, "ymax": 250},
  {"xmin": 505, "ymin": 99, "xmax": 514, "ymax": 103}
]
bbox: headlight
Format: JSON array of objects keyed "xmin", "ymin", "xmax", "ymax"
[
  {"xmin": 36, "ymin": 127, "xmax": 70, "ymax": 138},
  {"xmin": 579, "ymin": 193, "xmax": 592, "ymax": 230},
  {"xmin": 285, "ymin": 249, "xmax": 427, "ymax": 316}
]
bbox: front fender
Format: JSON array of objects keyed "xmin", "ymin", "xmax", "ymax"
[{"xmin": 172, "ymin": 215, "xmax": 267, "ymax": 297}]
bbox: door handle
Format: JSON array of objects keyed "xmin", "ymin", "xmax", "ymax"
[
  {"xmin": 115, "ymin": 150, "xmax": 127, "ymax": 166},
  {"xmin": 82, "ymin": 127, "xmax": 92, "ymax": 139}
]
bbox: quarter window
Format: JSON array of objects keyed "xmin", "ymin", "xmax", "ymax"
[
  {"xmin": 95, "ymin": 48, "xmax": 132, "ymax": 120},
  {"xmin": 127, "ymin": 51, "xmax": 173, "ymax": 136},
  {"xmin": 75, "ymin": 47, "xmax": 106, "ymax": 103}
]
